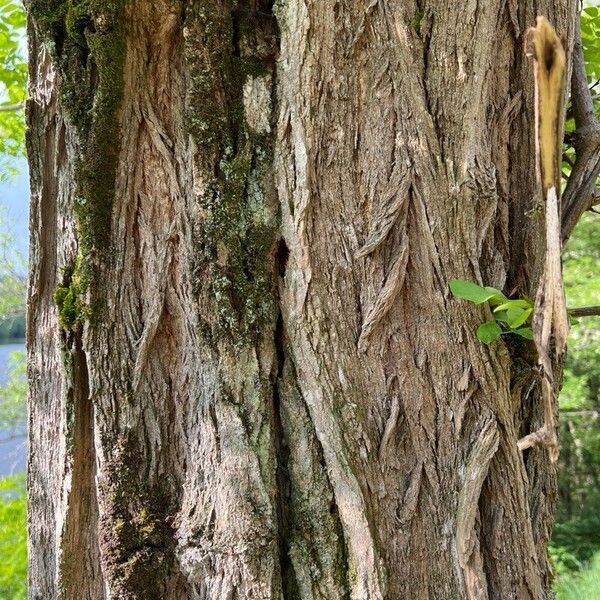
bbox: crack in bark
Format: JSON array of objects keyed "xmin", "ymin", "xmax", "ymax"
[
  {"xmin": 58, "ymin": 333, "xmax": 103, "ymax": 599},
  {"xmin": 272, "ymin": 311, "xmax": 299, "ymax": 598}
]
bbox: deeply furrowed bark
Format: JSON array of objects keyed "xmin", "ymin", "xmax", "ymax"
[{"xmin": 26, "ymin": 1, "xmax": 576, "ymax": 599}]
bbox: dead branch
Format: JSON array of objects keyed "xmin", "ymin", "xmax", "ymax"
[{"xmin": 568, "ymin": 305, "xmax": 600, "ymax": 318}]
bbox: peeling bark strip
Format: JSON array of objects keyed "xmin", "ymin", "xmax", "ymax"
[
  {"xmin": 27, "ymin": 1, "xmax": 576, "ymax": 598},
  {"xmin": 519, "ymin": 17, "xmax": 569, "ymax": 462}
]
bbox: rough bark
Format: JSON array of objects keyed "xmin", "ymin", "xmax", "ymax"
[{"xmin": 26, "ymin": 1, "xmax": 576, "ymax": 599}]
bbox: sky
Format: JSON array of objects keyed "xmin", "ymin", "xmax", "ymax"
[{"xmin": 0, "ymin": 157, "xmax": 29, "ymax": 259}]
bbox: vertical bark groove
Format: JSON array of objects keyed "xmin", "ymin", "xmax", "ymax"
[
  {"xmin": 58, "ymin": 335, "xmax": 103, "ymax": 599},
  {"xmin": 272, "ymin": 312, "xmax": 297, "ymax": 599}
]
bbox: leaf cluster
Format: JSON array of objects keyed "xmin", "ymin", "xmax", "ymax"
[
  {"xmin": 581, "ymin": 6, "xmax": 600, "ymax": 80},
  {"xmin": 0, "ymin": 0, "xmax": 26, "ymax": 179},
  {"xmin": 449, "ymin": 279, "xmax": 534, "ymax": 343}
]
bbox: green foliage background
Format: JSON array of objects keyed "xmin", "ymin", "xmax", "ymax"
[
  {"xmin": 0, "ymin": 1, "xmax": 26, "ymax": 597},
  {"xmin": 0, "ymin": 0, "xmax": 25, "ymax": 180},
  {"xmin": 551, "ymin": 212, "xmax": 600, "ymax": 599},
  {"xmin": 0, "ymin": 474, "xmax": 26, "ymax": 599},
  {"xmin": 548, "ymin": 3, "xmax": 600, "ymax": 598}
]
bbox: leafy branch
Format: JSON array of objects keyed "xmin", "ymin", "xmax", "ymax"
[
  {"xmin": 449, "ymin": 279, "xmax": 534, "ymax": 344},
  {"xmin": 450, "ymin": 278, "xmax": 600, "ymax": 345}
]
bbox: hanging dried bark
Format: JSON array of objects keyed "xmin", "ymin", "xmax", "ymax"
[{"xmin": 519, "ymin": 16, "xmax": 569, "ymax": 463}]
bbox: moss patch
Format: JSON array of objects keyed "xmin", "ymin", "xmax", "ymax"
[
  {"xmin": 185, "ymin": 1, "xmax": 279, "ymax": 345},
  {"xmin": 410, "ymin": 9, "xmax": 424, "ymax": 33},
  {"xmin": 99, "ymin": 433, "xmax": 177, "ymax": 599},
  {"xmin": 53, "ymin": 259, "xmax": 88, "ymax": 330},
  {"xmin": 30, "ymin": 0, "xmax": 127, "ymax": 328}
]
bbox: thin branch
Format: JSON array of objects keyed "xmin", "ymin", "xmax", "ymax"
[
  {"xmin": 563, "ymin": 152, "xmax": 575, "ymax": 168},
  {"xmin": 561, "ymin": 17, "xmax": 600, "ymax": 242},
  {"xmin": 568, "ymin": 306, "xmax": 600, "ymax": 318},
  {"xmin": 0, "ymin": 103, "xmax": 24, "ymax": 113}
]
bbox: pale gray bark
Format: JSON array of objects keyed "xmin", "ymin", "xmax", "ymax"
[{"xmin": 26, "ymin": 1, "xmax": 577, "ymax": 599}]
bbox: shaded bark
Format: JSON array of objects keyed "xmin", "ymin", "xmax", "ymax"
[{"xmin": 26, "ymin": 1, "xmax": 576, "ymax": 598}]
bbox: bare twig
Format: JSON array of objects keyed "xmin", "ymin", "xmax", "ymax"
[
  {"xmin": 0, "ymin": 103, "xmax": 24, "ymax": 113},
  {"xmin": 559, "ymin": 410, "xmax": 599, "ymax": 417},
  {"xmin": 568, "ymin": 305, "xmax": 600, "ymax": 318},
  {"xmin": 588, "ymin": 187, "xmax": 600, "ymax": 208}
]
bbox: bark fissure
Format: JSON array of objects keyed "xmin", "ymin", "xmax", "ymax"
[
  {"xmin": 272, "ymin": 312, "xmax": 298, "ymax": 599},
  {"xmin": 58, "ymin": 332, "xmax": 103, "ymax": 600},
  {"xmin": 456, "ymin": 417, "xmax": 499, "ymax": 600}
]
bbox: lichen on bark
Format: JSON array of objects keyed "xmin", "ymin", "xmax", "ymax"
[
  {"xmin": 185, "ymin": 1, "xmax": 279, "ymax": 344},
  {"xmin": 98, "ymin": 433, "xmax": 178, "ymax": 599}
]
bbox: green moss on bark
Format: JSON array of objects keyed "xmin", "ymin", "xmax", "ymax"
[
  {"xmin": 29, "ymin": 0, "xmax": 126, "ymax": 327},
  {"xmin": 410, "ymin": 10, "xmax": 424, "ymax": 33},
  {"xmin": 99, "ymin": 433, "xmax": 177, "ymax": 599},
  {"xmin": 53, "ymin": 259, "xmax": 89, "ymax": 329},
  {"xmin": 185, "ymin": 2, "xmax": 278, "ymax": 345}
]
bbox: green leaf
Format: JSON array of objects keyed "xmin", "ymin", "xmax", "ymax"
[
  {"xmin": 506, "ymin": 306, "xmax": 524, "ymax": 325},
  {"xmin": 476, "ymin": 321, "xmax": 502, "ymax": 343},
  {"xmin": 494, "ymin": 298, "xmax": 532, "ymax": 312},
  {"xmin": 512, "ymin": 327, "xmax": 534, "ymax": 340},
  {"xmin": 484, "ymin": 288, "xmax": 508, "ymax": 306},
  {"xmin": 449, "ymin": 279, "xmax": 506, "ymax": 305},
  {"xmin": 582, "ymin": 22, "xmax": 594, "ymax": 36},
  {"xmin": 507, "ymin": 307, "xmax": 533, "ymax": 329},
  {"xmin": 494, "ymin": 310, "xmax": 509, "ymax": 323},
  {"xmin": 584, "ymin": 6, "xmax": 599, "ymax": 17}
]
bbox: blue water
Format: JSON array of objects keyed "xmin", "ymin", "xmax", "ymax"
[{"xmin": 0, "ymin": 342, "xmax": 26, "ymax": 476}]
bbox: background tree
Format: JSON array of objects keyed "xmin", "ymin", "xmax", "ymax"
[{"xmin": 24, "ymin": 1, "xmax": 599, "ymax": 599}]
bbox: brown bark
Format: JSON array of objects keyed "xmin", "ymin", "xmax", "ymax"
[{"xmin": 26, "ymin": 1, "xmax": 577, "ymax": 599}]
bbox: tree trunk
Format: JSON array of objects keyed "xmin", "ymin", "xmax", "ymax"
[{"xmin": 26, "ymin": 1, "xmax": 576, "ymax": 598}]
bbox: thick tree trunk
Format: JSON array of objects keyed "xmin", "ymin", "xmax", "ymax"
[{"xmin": 26, "ymin": 1, "xmax": 576, "ymax": 599}]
